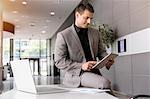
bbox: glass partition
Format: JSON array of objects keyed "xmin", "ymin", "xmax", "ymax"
[{"xmin": 3, "ymin": 39, "xmax": 49, "ymax": 76}]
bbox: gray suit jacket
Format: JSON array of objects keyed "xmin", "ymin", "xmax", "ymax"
[{"xmin": 54, "ymin": 25, "xmax": 107, "ymax": 87}]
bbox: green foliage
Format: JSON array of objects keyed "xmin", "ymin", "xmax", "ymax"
[{"xmin": 98, "ymin": 24, "xmax": 118, "ymax": 48}]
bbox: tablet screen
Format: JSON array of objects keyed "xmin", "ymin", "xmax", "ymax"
[{"xmin": 92, "ymin": 53, "xmax": 118, "ymax": 69}]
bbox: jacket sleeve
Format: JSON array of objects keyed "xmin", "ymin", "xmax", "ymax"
[{"xmin": 54, "ymin": 33, "xmax": 82, "ymax": 74}]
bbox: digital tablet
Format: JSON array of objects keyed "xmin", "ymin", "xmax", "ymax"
[{"xmin": 92, "ymin": 53, "xmax": 118, "ymax": 69}]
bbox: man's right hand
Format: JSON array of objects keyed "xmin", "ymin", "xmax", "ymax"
[{"xmin": 81, "ymin": 61, "xmax": 97, "ymax": 71}]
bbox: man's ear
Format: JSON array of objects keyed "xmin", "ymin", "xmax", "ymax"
[{"xmin": 75, "ymin": 12, "xmax": 80, "ymax": 18}]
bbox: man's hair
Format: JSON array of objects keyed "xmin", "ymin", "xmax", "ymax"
[{"xmin": 75, "ymin": 3, "xmax": 94, "ymax": 14}]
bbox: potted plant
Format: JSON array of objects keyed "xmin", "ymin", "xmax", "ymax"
[{"xmin": 98, "ymin": 24, "xmax": 118, "ymax": 48}]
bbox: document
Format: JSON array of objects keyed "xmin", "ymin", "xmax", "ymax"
[
  {"xmin": 71, "ymin": 87, "xmax": 110, "ymax": 93},
  {"xmin": 92, "ymin": 53, "xmax": 118, "ymax": 69}
]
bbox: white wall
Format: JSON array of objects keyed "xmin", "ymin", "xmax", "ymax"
[{"xmin": 113, "ymin": 28, "xmax": 150, "ymax": 56}]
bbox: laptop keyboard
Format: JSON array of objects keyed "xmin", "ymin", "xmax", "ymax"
[{"xmin": 36, "ymin": 86, "xmax": 68, "ymax": 93}]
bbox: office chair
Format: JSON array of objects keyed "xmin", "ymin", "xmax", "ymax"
[{"xmin": 130, "ymin": 94, "xmax": 150, "ymax": 99}]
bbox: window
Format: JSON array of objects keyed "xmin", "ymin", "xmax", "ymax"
[
  {"xmin": 3, "ymin": 38, "xmax": 10, "ymax": 65},
  {"xmin": 14, "ymin": 39, "xmax": 48, "ymax": 75},
  {"xmin": 118, "ymin": 39, "xmax": 126, "ymax": 53}
]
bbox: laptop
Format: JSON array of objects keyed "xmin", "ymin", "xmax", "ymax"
[{"xmin": 10, "ymin": 59, "xmax": 68, "ymax": 94}]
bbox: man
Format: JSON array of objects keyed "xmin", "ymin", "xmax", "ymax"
[{"xmin": 54, "ymin": 3, "xmax": 114, "ymax": 89}]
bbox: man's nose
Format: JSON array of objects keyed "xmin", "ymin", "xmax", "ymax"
[{"xmin": 87, "ymin": 18, "xmax": 91, "ymax": 24}]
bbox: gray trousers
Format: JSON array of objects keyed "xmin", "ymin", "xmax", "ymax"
[{"xmin": 80, "ymin": 72, "xmax": 111, "ymax": 89}]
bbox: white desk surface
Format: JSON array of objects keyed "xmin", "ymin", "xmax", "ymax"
[{"xmin": 0, "ymin": 89, "xmax": 118, "ymax": 99}]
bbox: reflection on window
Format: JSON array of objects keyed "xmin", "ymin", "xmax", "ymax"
[{"xmin": 14, "ymin": 39, "xmax": 47, "ymax": 59}]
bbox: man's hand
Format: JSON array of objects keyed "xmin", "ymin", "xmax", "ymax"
[
  {"xmin": 82, "ymin": 61, "xmax": 97, "ymax": 71},
  {"xmin": 105, "ymin": 59, "xmax": 114, "ymax": 70}
]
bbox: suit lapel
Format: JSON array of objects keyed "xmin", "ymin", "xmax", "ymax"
[
  {"xmin": 88, "ymin": 28, "xmax": 94, "ymax": 59},
  {"xmin": 70, "ymin": 25, "xmax": 95, "ymax": 60},
  {"xmin": 70, "ymin": 25, "xmax": 85, "ymax": 58}
]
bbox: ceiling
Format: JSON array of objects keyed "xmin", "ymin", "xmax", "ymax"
[{"xmin": 3, "ymin": 0, "xmax": 81, "ymax": 39}]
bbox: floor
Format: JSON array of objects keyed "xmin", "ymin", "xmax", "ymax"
[{"xmin": 0, "ymin": 76, "xmax": 130, "ymax": 99}]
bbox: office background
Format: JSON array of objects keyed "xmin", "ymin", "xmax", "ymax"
[{"xmin": 1, "ymin": 0, "xmax": 150, "ymax": 96}]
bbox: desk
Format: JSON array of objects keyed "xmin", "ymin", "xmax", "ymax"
[{"xmin": 0, "ymin": 89, "xmax": 118, "ymax": 99}]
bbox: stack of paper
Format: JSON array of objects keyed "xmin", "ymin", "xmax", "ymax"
[{"xmin": 71, "ymin": 88, "xmax": 110, "ymax": 93}]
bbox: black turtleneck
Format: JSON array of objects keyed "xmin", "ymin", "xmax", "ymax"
[
  {"xmin": 74, "ymin": 24, "xmax": 101, "ymax": 75},
  {"xmin": 74, "ymin": 24, "xmax": 93, "ymax": 61}
]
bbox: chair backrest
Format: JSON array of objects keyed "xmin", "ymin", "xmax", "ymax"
[{"xmin": 130, "ymin": 94, "xmax": 150, "ymax": 99}]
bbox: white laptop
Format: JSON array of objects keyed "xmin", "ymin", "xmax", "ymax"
[{"xmin": 10, "ymin": 59, "xmax": 68, "ymax": 94}]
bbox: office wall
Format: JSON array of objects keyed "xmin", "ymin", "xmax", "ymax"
[
  {"xmin": 90, "ymin": 0, "xmax": 150, "ymax": 95},
  {"xmin": 55, "ymin": 12, "xmax": 74, "ymax": 33},
  {"xmin": 90, "ymin": 0, "xmax": 150, "ymax": 37}
]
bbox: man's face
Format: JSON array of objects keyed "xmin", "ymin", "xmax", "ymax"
[{"xmin": 75, "ymin": 9, "xmax": 93, "ymax": 28}]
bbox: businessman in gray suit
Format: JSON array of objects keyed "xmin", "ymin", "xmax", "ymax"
[{"xmin": 55, "ymin": 3, "xmax": 114, "ymax": 89}]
